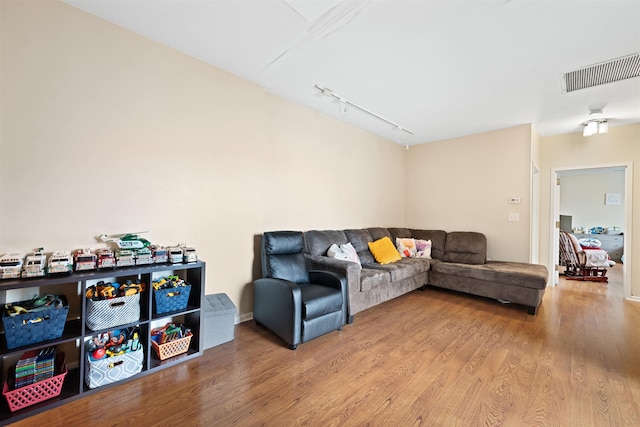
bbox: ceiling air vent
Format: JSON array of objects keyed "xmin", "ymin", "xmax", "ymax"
[{"xmin": 563, "ymin": 53, "xmax": 640, "ymax": 92}]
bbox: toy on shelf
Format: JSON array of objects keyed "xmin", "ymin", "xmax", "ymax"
[
  {"xmin": 96, "ymin": 248, "xmax": 115, "ymax": 269},
  {"xmin": 134, "ymin": 247, "xmax": 153, "ymax": 265},
  {"xmin": 86, "ymin": 279, "xmax": 145, "ymax": 301},
  {"xmin": 74, "ymin": 248, "xmax": 97, "ymax": 271},
  {"xmin": 47, "ymin": 251, "xmax": 73, "ymax": 275},
  {"xmin": 168, "ymin": 247, "xmax": 184, "ymax": 264},
  {"xmin": 86, "ymin": 328, "xmax": 140, "ymax": 361},
  {"xmin": 21, "ymin": 249, "xmax": 47, "ymax": 278},
  {"xmin": 98, "ymin": 232, "xmax": 151, "ymax": 250},
  {"xmin": 0, "ymin": 253, "xmax": 25, "ymax": 279},
  {"xmin": 150, "ymin": 245, "xmax": 168, "ymax": 263},
  {"xmin": 150, "ymin": 322, "xmax": 192, "ymax": 360},
  {"xmin": 183, "ymin": 246, "xmax": 197, "ymax": 263},
  {"xmin": 167, "ymin": 244, "xmax": 197, "ymax": 264},
  {"xmin": 115, "ymin": 249, "xmax": 135, "ymax": 267}
]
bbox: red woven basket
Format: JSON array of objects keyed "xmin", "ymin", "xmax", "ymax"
[{"xmin": 2, "ymin": 365, "xmax": 67, "ymax": 412}]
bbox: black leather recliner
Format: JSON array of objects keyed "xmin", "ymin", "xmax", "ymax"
[{"xmin": 254, "ymin": 231, "xmax": 346, "ymax": 350}]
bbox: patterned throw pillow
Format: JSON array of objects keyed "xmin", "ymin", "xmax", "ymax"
[
  {"xmin": 415, "ymin": 239, "xmax": 432, "ymax": 259},
  {"xmin": 395, "ymin": 238, "xmax": 417, "ymax": 257}
]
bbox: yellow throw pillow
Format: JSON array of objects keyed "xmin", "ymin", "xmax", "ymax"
[{"xmin": 368, "ymin": 237, "xmax": 401, "ymax": 264}]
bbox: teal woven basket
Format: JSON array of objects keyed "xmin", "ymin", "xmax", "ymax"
[
  {"xmin": 3, "ymin": 295, "xmax": 69, "ymax": 349},
  {"xmin": 154, "ymin": 284, "xmax": 192, "ymax": 314}
]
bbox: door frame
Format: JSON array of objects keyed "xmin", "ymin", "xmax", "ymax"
[{"xmin": 549, "ymin": 162, "xmax": 633, "ymax": 299}]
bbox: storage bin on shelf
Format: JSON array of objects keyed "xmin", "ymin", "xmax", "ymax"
[
  {"xmin": 153, "ymin": 276, "xmax": 191, "ymax": 314},
  {"xmin": 85, "ymin": 280, "xmax": 144, "ymax": 331},
  {"xmin": 151, "ymin": 323, "xmax": 192, "ymax": 360},
  {"xmin": 2, "ymin": 295, "xmax": 69, "ymax": 349},
  {"xmin": 2, "ymin": 351, "xmax": 67, "ymax": 412},
  {"xmin": 85, "ymin": 328, "xmax": 144, "ymax": 389}
]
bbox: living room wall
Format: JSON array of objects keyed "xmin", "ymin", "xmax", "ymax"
[
  {"xmin": 0, "ymin": 0, "xmax": 406, "ymax": 317},
  {"xmin": 405, "ymin": 125, "xmax": 534, "ymax": 263},
  {"xmin": 539, "ymin": 124, "xmax": 640, "ymax": 299}
]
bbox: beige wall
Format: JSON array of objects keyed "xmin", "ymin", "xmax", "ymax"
[
  {"xmin": 0, "ymin": 1, "xmax": 406, "ymax": 317},
  {"xmin": 405, "ymin": 125, "xmax": 533, "ymax": 262},
  {"xmin": 3, "ymin": 1, "xmax": 639, "ymax": 320},
  {"xmin": 560, "ymin": 171, "xmax": 625, "ymax": 231},
  {"xmin": 539, "ymin": 124, "xmax": 640, "ymax": 297}
]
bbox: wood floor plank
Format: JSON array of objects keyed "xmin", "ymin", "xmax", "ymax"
[{"xmin": 8, "ymin": 265, "xmax": 640, "ymax": 426}]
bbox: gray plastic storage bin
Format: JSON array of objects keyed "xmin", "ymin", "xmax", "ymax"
[{"xmin": 204, "ymin": 293, "xmax": 237, "ymax": 349}]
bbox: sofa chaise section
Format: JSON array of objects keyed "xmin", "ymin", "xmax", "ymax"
[{"xmin": 390, "ymin": 228, "xmax": 548, "ymax": 315}]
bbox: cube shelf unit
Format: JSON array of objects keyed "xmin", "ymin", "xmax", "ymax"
[{"xmin": 0, "ymin": 260, "xmax": 205, "ymax": 425}]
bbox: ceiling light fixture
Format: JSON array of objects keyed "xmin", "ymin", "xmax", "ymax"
[
  {"xmin": 582, "ymin": 109, "xmax": 609, "ymax": 137},
  {"xmin": 315, "ymin": 84, "xmax": 415, "ymax": 137}
]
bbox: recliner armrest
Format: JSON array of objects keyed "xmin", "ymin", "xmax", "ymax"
[
  {"xmin": 309, "ymin": 270, "xmax": 344, "ymax": 291},
  {"xmin": 253, "ymin": 278, "xmax": 302, "ymax": 346}
]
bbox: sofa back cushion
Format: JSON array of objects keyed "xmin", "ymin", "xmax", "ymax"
[
  {"xmin": 443, "ymin": 231, "xmax": 487, "ymax": 265},
  {"xmin": 410, "ymin": 229, "xmax": 447, "ymax": 260},
  {"xmin": 367, "ymin": 227, "xmax": 393, "ymax": 241},
  {"xmin": 344, "ymin": 229, "xmax": 376, "ymax": 265},
  {"xmin": 388, "ymin": 228, "xmax": 412, "ymax": 240},
  {"xmin": 303, "ymin": 230, "xmax": 348, "ymax": 256}
]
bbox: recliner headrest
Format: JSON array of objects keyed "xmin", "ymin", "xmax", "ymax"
[{"xmin": 263, "ymin": 231, "xmax": 304, "ymax": 255}]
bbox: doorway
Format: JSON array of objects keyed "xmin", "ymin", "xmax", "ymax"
[{"xmin": 549, "ymin": 163, "xmax": 632, "ymax": 298}]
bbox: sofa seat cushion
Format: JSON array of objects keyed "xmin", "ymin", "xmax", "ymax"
[
  {"xmin": 299, "ymin": 283, "xmax": 343, "ymax": 320},
  {"xmin": 431, "ymin": 261, "xmax": 547, "ymax": 290},
  {"xmin": 365, "ymin": 257, "xmax": 430, "ymax": 282},
  {"xmin": 360, "ymin": 268, "xmax": 391, "ymax": 292}
]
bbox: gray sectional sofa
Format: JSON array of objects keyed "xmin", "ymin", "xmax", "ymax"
[{"xmin": 303, "ymin": 227, "xmax": 548, "ymax": 322}]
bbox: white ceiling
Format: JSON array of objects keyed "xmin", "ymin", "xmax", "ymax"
[{"xmin": 64, "ymin": 0, "xmax": 640, "ymax": 146}]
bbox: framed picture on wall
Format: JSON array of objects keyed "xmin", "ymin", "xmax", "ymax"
[{"xmin": 605, "ymin": 193, "xmax": 621, "ymax": 205}]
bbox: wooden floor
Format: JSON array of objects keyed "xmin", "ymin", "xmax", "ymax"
[{"xmin": 13, "ymin": 266, "xmax": 640, "ymax": 426}]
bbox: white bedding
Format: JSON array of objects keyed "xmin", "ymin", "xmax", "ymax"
[{"xmin": 580, "ymin": 249, "xmax": 616, "ymax": 267}]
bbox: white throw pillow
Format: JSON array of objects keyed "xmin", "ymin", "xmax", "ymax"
[
  {"xmin": 395, "ymin": 238, "xmax": 417, "ymax": 257},
  {"xmin": 327, "ymin": 242, "xmax": 361, "ymax": 266},
  {"xmin": 415, "ymin": 239, "xmax": 432, "ymax": 259}
]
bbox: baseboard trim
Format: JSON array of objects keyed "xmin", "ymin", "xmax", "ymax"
[{"xmin": 237, "ymin": 312, "xmax": 253, "ymax": 324}]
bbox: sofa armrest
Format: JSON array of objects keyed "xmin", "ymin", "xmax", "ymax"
[{"xmin": 305, "ymin": 254, "xmax": 361, "ymax": 281}]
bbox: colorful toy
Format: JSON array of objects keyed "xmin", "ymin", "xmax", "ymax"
[
  {"xmin": 96, "ymin": 249, "xmax": 115, "ymax": 269},
  {"xmin": 74, "ymin": 248, "xmax": 97, "ymax": 271},
  {"xmin": 98, "ymin": 232, "xmax": 151, "ymax": 250},
  {"xmin": 150, "ymin": 245, "xmax": 168, "ymax": 263}
]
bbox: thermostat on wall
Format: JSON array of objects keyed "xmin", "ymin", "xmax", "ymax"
[{"xmin": 509, "ymin": 197, "xmax": 521, "ymax": 204}]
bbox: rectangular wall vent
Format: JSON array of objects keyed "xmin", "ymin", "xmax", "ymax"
[{"xmin": 563, "ymin": 53, "xmax": 640, "ymax": 92}]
